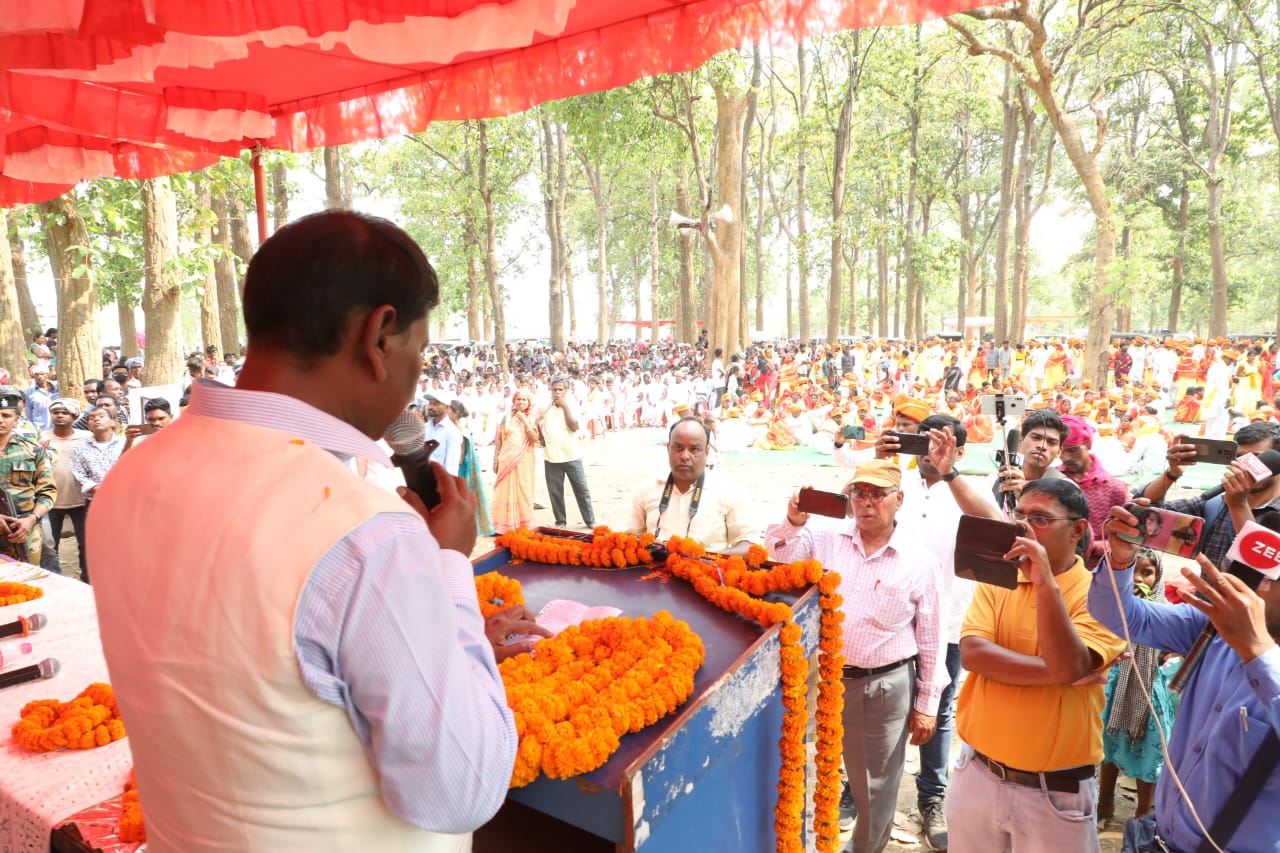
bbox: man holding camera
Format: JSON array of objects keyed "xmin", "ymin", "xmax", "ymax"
[
  {"xmin": 898, "ymin": 415, "xmax": 1002, "ymax": 850},
  {"xmin": 1090, "ymin": 506, "xmax": 1280, "ymax": 853},
  {"xmin": 1134, "ymin": 421, "xmax": 1280, "ymax": 568},
  {"xmin": 833, "ymin": 397, "xmax": 932, "ymax": 481},
  {"xmin": 946, "ymin": 478, "xmax": 1126, "ymax": 852},
  {"xmin": 768, "ymin": 458, "xmax": 942, "ymax": 853},
  {"xmin": 985, "ymin": 408, "xmax": 1071, "ymax": 512}
]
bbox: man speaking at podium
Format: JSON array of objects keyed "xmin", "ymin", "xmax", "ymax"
[{"xmin": 89, "ymin": 211, "xmax": 516, "ymax": 853}]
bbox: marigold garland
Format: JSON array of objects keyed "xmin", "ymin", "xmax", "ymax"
[
  {"xmin": 496, "ymin": 526, "xmax": 656, "ymax": 569},
  {"xmin": 501, "ymin": 611, "xmax": 704, "ymax": 788},
  {"xmin": 0, "ymin": 582, "xmax": 43, "ymax": 607},
  {"xmin": 13, "ymin": 683, "xmax": 126, "ymax": 753},
  {"xmin": 475, "ymin": 572, "xmax": 524, "ymax": 618},
  {"xmin": 493, "ymin": 525, "xmax": 845, "ymax": 853},
  {"xmin": 119, "ymin": 771, "xmax": 145, "ymax": 843}
]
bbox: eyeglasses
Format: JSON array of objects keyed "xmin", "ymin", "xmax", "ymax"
[
  {"xmin": 846, "ymin": 488, "xmax": 898, "ymax": 503},
  {"xmin": 1010, "ymin": 510, "xmax": 1083, "ymax": 529}
]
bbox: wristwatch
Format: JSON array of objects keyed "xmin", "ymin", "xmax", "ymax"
[{"xmin": 941, "ymin": 470, "xmax": 959, "ymax": 482}]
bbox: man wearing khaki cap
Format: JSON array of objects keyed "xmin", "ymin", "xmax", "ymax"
[{"xmin": 767, "ymin": 458, "xmax": 944, "ymax": 853}]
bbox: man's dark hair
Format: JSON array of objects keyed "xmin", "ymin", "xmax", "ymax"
[
  {"xmin": 242, "ymin": 210, "xmax": 439, "ymax": 359},
  {"xmin": 669, "ymin": 416, "xmax": 711, "ymax": 444},
  {"xmin": 84, "ymin": 380, "xmax": 105, "ymax": 394},
  {"xmin": 1021, "ymin": 408, "xmax": 1068, "ymax": 442},
  {"xmin": 1020, "ymin": 478, "xmax": 1089, "ymax": 524},
  {"xmin": 918, "ymin": 414, "xmax": 968, "ymax": 447},
  {"xmin": 143, "ymin": 398, "xmax": 172, "ymax": 415},
  {"xmin": 1235, "ymin": 421, "xmax": 1280, "ymax": 450},
  {"xmin": 549, "ymin": 374, "xmax": 570, "ymax": 389}
]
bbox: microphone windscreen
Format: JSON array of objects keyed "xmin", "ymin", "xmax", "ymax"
[
  {"xmin": 384, "ymin": 411, "xmax": 426, "ymax": 456},
  {"xmin": 1006, "ymin": 428, "xmax": 1022, "ymax": 455},
  {"xmin": 26, "ymin": 614, "xmax": 45, "ymax": 632},
  {"xmin": 37, "ymin": 658, "xmax": 59, "ymax": 679}
]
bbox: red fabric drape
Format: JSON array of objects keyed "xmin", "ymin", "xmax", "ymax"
[{"xmin": 1, "ymin": 0, "xmax": 996, "ymax": 205}]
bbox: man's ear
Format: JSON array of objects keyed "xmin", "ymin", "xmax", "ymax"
[{"xmin": 357, "ymin": 305, "xmax": 399, "ymax": 383}]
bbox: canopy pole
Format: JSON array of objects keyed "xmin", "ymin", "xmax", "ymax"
[{"xmin": 251, "ymin": 148, "xmax": 268, "ymax": 245}]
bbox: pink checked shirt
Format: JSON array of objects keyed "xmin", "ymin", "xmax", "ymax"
[{"xmin": 766, "ymin": 517, "xmax": 945, "ymax": 715}]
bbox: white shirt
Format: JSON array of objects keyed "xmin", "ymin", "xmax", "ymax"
[
  {"xmin": 895, "ymin": 468, "xmax": 996, "ymax": 644},
  {"xmin": 766, "ymin": 517, "xmax": 944, "ymax": 715},
  {"xmin": 626, "ymin": 470, "xmax": 760, "ymax": 552}
]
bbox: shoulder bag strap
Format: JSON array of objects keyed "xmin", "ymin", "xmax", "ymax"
[{"xmin": 1193, "ymin": 726, "xmax": 1280, "ymax": 853}]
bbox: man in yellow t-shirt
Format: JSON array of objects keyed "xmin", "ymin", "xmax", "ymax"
[{"xmin": 947, "ymin": 477, "xmax": 1125, "ymax": 853}]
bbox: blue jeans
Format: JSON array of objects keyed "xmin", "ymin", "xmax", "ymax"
[{"xmin": 916, "ymin": 642, "xmax": 962, "ymax": 802}]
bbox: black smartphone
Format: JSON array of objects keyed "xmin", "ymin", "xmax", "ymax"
[
  {"xmin": 797, "ymin": 487, "xmax": 850, "ymax": 519},
  {"xmin": 886, "ymin": 431, "xmax": 930, "ymax": 456},
  {"xmin": 1182, "ymin": 436, "xmax": 1237, "ymax": 465},
  {"xmin": 842, "ymin": 424, "xmax": 866, "ymax": 441},
  {"xmin": 400, "ymin": 439, "xmax": 442, "ymax": 509},
  {"xmin": 954, "ymin": 515, "xmax": 1021, "ymax": 589}
]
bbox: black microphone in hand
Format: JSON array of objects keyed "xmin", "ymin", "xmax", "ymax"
[
  {"xmin": 0, "ymin": 614, "xmax": 46, "ymax": 639},
  {"xmin": 0, "ymin": 658, "xmax": 59, "ymax": 690},
  {"xmin": 384, "ymin": 411, "xmax": 442, "ymax": 510},
  {"xmin": 996, "ymin": 428, "xmax": 1022, "ymax": 511},
  {"xmin": 1198, "ymin": 450, "xmax": 1280, "ymax": 500}
]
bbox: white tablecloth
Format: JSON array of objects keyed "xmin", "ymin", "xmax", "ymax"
[{"xmin": 0, "ymin": 563, "xmax": 133, "ymax": 853}]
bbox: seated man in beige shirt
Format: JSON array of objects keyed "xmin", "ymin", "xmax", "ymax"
[{"xmin": 625, "ymin": 416, "xmax": 760, "ymax": 554}]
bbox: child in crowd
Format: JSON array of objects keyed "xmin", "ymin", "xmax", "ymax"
[{"xmin": 1098, "ymin": 548, "xmax": 1181, "ymax": 819}]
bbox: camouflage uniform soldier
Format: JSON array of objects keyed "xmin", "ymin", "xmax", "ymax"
[{"xmin": 0, "ymin": 386, "xmax": 55, "ymax": 564}]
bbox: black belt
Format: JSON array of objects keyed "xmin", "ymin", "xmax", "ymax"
[
  {"xmin": 973, "ymin": 749, "xmax": 1095, "ymax": 794},
  {"xmin": 842, "ymin": 657, "xmax": 913, "ymax": 680}
]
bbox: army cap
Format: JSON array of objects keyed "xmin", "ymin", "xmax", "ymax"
[{"xmin": 0, "ymin": 386, "xmax": 23, "ymax": 410}]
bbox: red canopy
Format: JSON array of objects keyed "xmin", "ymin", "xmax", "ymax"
[{"xmin": 2, "ymin": 0, "xmax": 991, "ymax": 207}]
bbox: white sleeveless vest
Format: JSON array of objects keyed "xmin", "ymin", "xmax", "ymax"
[{"xmin": 89, "ymin": 413, "xmax": 469, "ymax": 853}]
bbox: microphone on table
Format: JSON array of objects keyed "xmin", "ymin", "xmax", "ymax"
[
  {"xmin": 384, "ymin": 411, "xmax": 442, "ymax": 510},
  {"xmin": 0, "ymin": 658, "xmax": 59, "ymax": 690},
  {"xmin": 1196, "ymin": 449, "xmax": 1280, "ymax": 501},
  {"xmin": 0, "ymin": 613, "xmax": 46, "ymax": 639}
]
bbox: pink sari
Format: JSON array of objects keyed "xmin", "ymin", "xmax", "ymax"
[{"xmin": 491, "ymin": 412, "xmax": 539, "ymax": 533}]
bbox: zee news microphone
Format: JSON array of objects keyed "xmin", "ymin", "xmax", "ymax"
[
  {"xmin": 384, "ymin": 411, "xmax": 442, "ymax": 510},
  {"xmin": 0, "ymin": 658, "xmax": 59, "ymax": 690},
  {"xmin": 0, "ymin": 613, "xmax": 46, "ymax": 639}
]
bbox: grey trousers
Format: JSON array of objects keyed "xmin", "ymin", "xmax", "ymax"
[
  {"xmin": 544, "ymin": 459, "xmax": 595, "ymax": 527},
  {"xmin": 841, "ymin": 661, "xmax": 914, "ymax": 853}
]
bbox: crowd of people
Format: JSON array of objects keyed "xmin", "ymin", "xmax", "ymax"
[{"xmin": 1, "ymin": 210, "xmax": 1278, "ymax": 853}]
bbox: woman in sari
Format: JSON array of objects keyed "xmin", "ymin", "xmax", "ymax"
[
  {"xmin": 491, "ymin": 390, "xmax": 540, "ymax": 533},
  {"xmin": 450, "ymin": 400, "xmax": 495, "ymax": 537}
]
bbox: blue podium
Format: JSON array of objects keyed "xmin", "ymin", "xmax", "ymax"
[{"xmin": 472, "ymin": 545, "xmax": 821, "ymax": 853}]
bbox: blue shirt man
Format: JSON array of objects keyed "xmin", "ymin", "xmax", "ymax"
[
  {"xmin": 25, "ymin": 368, "xmax": 58, "ymax": 432},
  {"xmin": 1090, "ymin": 507, "xmax": 1280, "ymax": 853},
  {"xmin": 423, "ymin": 394, "xmax": 462, "ymax": 476}
]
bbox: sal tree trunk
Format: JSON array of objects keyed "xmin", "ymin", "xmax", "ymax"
[
  {"xmin": 38, "ymin": 193, "xmax": 101, "ymax": 401},
  {"xmin": 477, "ymin": 122, "xmax": 507, "ymax": 371},
  {"xmin": 140, "ymin": 177, "xmax": 183, "ymax": 386},
  {"xmin": 708, "ymin": 86, "xmax": 747, "ymax": 359},
  {"xmin": 0, "ymin": 217, "xmax": 26, "ymax": 375}
]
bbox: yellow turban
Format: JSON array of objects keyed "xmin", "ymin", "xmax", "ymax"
[{"xmin": 893, "ymin": 397, "xmax": 932, "ymax": 423}]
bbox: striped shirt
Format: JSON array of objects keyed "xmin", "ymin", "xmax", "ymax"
[
  {"xmin": 185, "ymin": 379, "xmax": 516, "ymax": 832},
  {"xmin": 766, "ymin": 516, "xmax": 945, "ymax": 715}
]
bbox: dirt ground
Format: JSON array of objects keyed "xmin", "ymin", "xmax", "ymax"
[{"xmin": 55, "ymin": 423, "xmax": 1146, "ymax": 850}]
